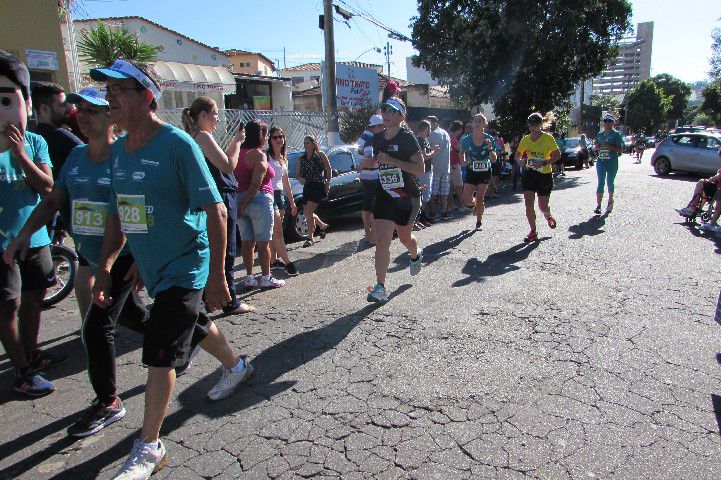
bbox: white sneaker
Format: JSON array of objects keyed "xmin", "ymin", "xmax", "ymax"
[
  {"xmin": 409, "ymin": 249, "xmax": 423, "ymax": 276},
  {"xmin": 700, "ymin": 222, "xmax": 721, "ymax": 232},
  {"xmin": 259, "ymin": 275, "xmax": 285, "ymax": 289},
  {"xmin": 676, "ymin": 207, "xmax": 694, "ymax": 217},
  {"xmin": 207, "ymin": 357, "xmax": 254, "ymax": 401},
  {"xmin": 112, "ymin": 439, "xmax": 168, "ymax": 480},
  {"xmin": 242, "ymin": 275, "xmax": 258, "ymax": 289}
]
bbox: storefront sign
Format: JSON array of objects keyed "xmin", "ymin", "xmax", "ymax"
[
  {"xmin": 158, "ymin": 80, "xmax": 232, "ymax": 92},
  {"xmin": 26, "ymin": 50, "xmax": 59, "ymax": 71},
  {"xmin": 321, "ymin": 62, "xmax": 379, "ymax": 109}
]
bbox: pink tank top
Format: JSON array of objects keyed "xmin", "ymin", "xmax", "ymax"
[{"xmin": 235, "ymin": 148, "xmax": 275, "ymax": 195}]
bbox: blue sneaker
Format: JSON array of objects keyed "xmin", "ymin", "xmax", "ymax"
[
  {"xmin": 15, "ymin": 372, "xmax": 55, "ymax": 397},
  {"xmin": 409, "ymin": 249, "xmax": 423, "ymax": 276},
  {"xmin": 367, "ymin": 283, "xmax": 388, "ymax": 303}
]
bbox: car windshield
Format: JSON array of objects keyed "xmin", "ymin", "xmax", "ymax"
[{"xmin": 565, "ymin": 138, "xmax": 580, "ymax": 148}]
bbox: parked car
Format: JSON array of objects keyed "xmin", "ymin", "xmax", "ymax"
[
  {"xmin": 650, "ymin": 132, "xmax": 721, "ymax": 176},
  {"xmin": 560, "ymin": 137, "xmax": 586, "ymax": 169},
  {"xmin": 283, "ymin": 145, "xmax": 365, "ymax": 241},
  {"xmin": 674, "ymin": 125, "xmax": 707, "ymax": 134},
  {"xmin": 622, "ymin": 136, "xmax": 633, "ymax": 153}
]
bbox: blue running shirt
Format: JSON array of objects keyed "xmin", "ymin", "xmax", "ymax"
[{"xmin": 107, "ymin": 124, "xmax": 222, "ymax": 297}]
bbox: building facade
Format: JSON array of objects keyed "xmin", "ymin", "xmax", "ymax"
[
  {"xmin": 592, "ymin": 22, "xmax": 654, "ymax": 98},
  {"xmin": 225, "ymin": 50, "xmax": 276, "ymax": 76},
  {"xmin": 1, "ymin": 0, "xmax": 72, "ymax": 90}
]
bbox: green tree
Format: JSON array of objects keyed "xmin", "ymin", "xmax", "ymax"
[
  {"xmin": 650, "ymin": 73, "xmax": 691, "ymax": 126},
  {"xmin": 624, "ymin": 79, "xmax": 670, "ymax": 133},
  {"xmin": 77, "ymin": 22, "xmax": 163, "ymax": 67},
  {"xmin": 410, "ymin": 0, "xmax": 632, "ymax": 135},
  {"xmin": 700, "ymin": 80, "xmax": 721, "ymax": 126},
  {"xmin": 591, "ymin": 94, "xmax": 621, "ymax": 113},
  {"xmin": 338, "ymin": 101, "xmax": 379, "ymax": 144},
  {"xmin": 710, "ymin": 26, "xmax": 721, "ymax": 80}
]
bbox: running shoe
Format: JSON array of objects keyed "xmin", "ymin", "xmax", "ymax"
[
  {"xmin": 410, "ymin": 249, "xmax": 423, "ymax": 276},
  {"xmin": 700, "ymin": 222, "xmax": 721, "ymax": 233},
  {"xmin": 524, "ymin": 230, "xmax": 538, "ymax": 243},
  {"xmin": 676, "ymin": 207, "xmax": 695, "ymax": 217},
  {"xmin": 284, "ymin": 262, "xmax": 299, "ymax": 276},
  {"xmin": 475, "ymin": 220, "xmax": 482, "ymax": 230},
  {"xmin": 259, "ymin": 275, "xmax": 285, "ymax": 289},
  {"xmin": 367, "ymin": 283, "xmax": 389, "ymax": 303},
  {"xmin": 606, "ymin": 202, "xmax": 614, "ymax": 214},
  {"xmin": 67, "ymin": 397, "xmax": 126, "ymax": 438},
  {"xmin": 29, "ymin": 349, "xmax": 68, "ymax": 373},
  {"xmin": 270, "ymin": 260, "xmax": 285, "ymax": 270},
  {"xmin": 546, "ymin": 216, "xmax": 557, "ymax": 229},
  {"xmin": 207, "ymin": 357, "xmax": 254, "ymax": 401},
  {"xmin": 594, "ymin": 206, "xmax": 602, "ymax": 215},
  {"xmin": 175, "ymin": 345, "xmax": 201, "ymax": 377},
  {"xmin": 112, "ymin": 439, "xmax": 168, "ymax": 480},
  {"xmin": 413, "ymin": 222, "xmax": 423, "ymax": 231},
  {"xmin": 242, "ymin": 275, "xmax": 258, "ymax": 289},
  {"xmin": 14, "ymin": 372, "xmax": 54, "ymax": 397}
]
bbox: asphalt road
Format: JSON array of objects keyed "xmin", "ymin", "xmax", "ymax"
[{"xmin": 1, "ymin": 152, "xmax": 720, "ymax": 479}]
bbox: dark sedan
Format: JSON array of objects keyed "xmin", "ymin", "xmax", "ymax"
[
  {"xmin": 560, "ymin": 137, "xmax": 588, "ymax": 169},
  {"xmin": 283, "ymin": 145, "xmax": 366, "ymax": 241}
]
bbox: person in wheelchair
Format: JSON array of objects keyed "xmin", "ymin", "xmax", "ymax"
[{"xmin": 676, "ymin": 150, "xmax": 721, "ymax": 231}]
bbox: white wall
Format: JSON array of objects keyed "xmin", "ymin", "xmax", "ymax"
[
  {"xmin": 271, "ymin": 82, "xmax": 293, "ymax": 111},
  {"xmin": 406, "ymin": 57, "xmax": 438, "ymax": 86}
]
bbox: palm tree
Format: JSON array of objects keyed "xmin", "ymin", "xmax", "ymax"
[{"xmin": 77, "ymin": 22, "xmax": 163, "ymax": 67}]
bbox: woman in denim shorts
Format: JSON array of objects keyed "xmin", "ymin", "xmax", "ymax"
[
  {"xmin": 234, "ymin": 120, "xmax": 284, "ymax": 289},
  {"xmin": 267, "ymin": 127, "xmax": 299, "ymax": 276}
]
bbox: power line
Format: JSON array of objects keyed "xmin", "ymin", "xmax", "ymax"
[{"xmin": 335, "ymin": 0, "xmax": 411, "ymax": 42}]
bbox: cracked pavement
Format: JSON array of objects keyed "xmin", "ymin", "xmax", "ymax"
[{"xmin": 1, "ymin": 154, "xmax": 721, "ymax": 479}]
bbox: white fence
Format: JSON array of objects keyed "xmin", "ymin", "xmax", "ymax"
[{"xmin": 156, "ymin": 109, "xmax": 328, "ymax": 150}]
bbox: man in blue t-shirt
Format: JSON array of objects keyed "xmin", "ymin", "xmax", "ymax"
[
  {"xmin": 0, "ymin": 51, "xmax": 64, "ymax": 398},
  {"xmin": 89, "ymin": 59, "xmax": 254, "ymax": 478}
]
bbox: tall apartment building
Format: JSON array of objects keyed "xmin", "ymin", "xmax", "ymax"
[{"xmin": 592, "ymin": 21, "xmax": 654, "ymax": 98}]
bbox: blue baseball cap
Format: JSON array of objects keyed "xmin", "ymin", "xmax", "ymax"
[
  {"xmin": 90, "ymin": 59, "xmax": 162, "ymax": 100},
  {"xmin": 383, "ymin": 98, "xmax": 406, "ymax": 116},
  {"xmin": 67, "ymin": 87, "xmax": 109, "ymax": 107}
]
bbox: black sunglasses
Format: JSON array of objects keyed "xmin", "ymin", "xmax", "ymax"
[{"xmin": 271, "ymin": 134, "xmax": 285, "ymax": 140}]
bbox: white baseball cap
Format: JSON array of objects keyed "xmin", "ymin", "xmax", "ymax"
[
  {"xmin": 603, "ymin": 114, "xmax": 617, "ymax": 122},
  {"xmin": 67, "ymin": 87, "xmax": 109, "ymax": 107},
  {"xmin": 368, "ymin": 114, "xmax": 383, "ymax": 127},
  {"xmin": 90, "ymin": 59, "xmax": 162, "ymax": 100}
]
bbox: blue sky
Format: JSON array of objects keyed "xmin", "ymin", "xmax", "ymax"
[{"xmin": 76, "ymin": 0, "xmax": 719, "ymax": 82}]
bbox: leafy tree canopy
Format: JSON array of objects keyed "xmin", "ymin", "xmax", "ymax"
[
  {"xmin": 700, "ymin": 80, "xmax": 721, "ymax": 126},
  {"xmin": 410, "ymin": 0, "xmax": 632, "ymax": 135},
  {"xmin": 77, "ymin": 22, "xmax": 163, "ymax": 67},
  {"xmin": 650, "ymin": 73, "xmax": 691, "ymax": 124},
  {"xmin": 710, "ymin": 26, "xmax": 721, "ymax": 80},
  {"xmin": 624, "ymin": 79, "xmax": 670, "ymax": 133}
]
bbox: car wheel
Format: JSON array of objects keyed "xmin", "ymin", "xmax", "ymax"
[
  {"xmin": 653, "ymin": 156, "xmax": 672, "ymax": 176},
  {"xmin": 284, "ymin": 205, "xmax": 310, "ymax": 242}
]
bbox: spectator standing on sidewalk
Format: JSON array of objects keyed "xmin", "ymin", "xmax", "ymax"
[
  {"xmin": 182, "ymin": 96, "xmax": 254, "ymax": 313},
  {"xmin": 427, "ymin": 116, "xmax": 451, "ymax": 219}
]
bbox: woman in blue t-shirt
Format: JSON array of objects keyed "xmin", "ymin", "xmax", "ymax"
[{"xmin": 594, "ymin": 114, "xmax": 625, "ymax": 214}]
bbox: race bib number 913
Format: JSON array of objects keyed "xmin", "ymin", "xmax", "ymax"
[
  {"xmin": 116, "ymin": 194, "xmax": 148, "ymax": 233},
  {"xmin": 72, "ymin": 200, "xmax": 107, "ymax": 236}
]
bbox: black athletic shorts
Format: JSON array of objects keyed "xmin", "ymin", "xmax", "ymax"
[
  {"xmin": 373, "ymin": 192, "xmax": 421, "ymax": 226},
  {"xmin": 142, "ymin": 286, "xmax": 211, "ymax": 368},
  {"xmin": 465, "ymin": 170, "xmax": 491, "ymax": 186},
  {"xmin": 361, "ymin": 179, "xmax": 379, "ymax": 212},
  {"xmin": 303, "ymin": 181, "xmax": 327, "ymax": 204},
  {"xmin": 0, "ymin": 245, "xmax": 56, "ymax": 301},
  {"xmin": 702, "ymin": 180, "xmax": 718, "ymax": 199},
  {"xmin": 522, "ymin": 169, "xmax": 554, "ymax": 196}
]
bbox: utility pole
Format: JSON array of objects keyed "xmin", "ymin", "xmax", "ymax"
[
  {"xmin": 323, "ymin": 0, "xmax": 340, "ymax": 146},
  {"xmin": 384, "ymin": 42, "xmax": 392, "ymax": 78}
]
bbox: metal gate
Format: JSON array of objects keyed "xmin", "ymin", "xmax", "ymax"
[{"xmin": 156, "ymin": 109, "xmax": 328, "ymax": 150}]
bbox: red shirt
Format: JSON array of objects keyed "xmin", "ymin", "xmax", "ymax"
[{"xmin": 450, "ymin": 135, "xmax": 462, "ymax": 167}]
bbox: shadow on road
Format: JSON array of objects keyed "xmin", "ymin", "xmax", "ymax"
[
  {"xmin": 568, "ymin": 214, "xmax": 608, "ymax": 239},
  {"xmin": 0, "ymin": 384, "xmax": 146, "ymax": 480},
  {"xmin": 389, "ymin": 228, "xmax": 476, "ymax": 274},
  {"xmin": 711, "ymin": 394, "xmax": 721, "ymax": 450},
  {"xmin": 48, "ymin": 285, "xmax": 412, "ymax": 479},
  {"xmin": 452, "ymin": 240, "xmax": 545, "ymax": 287}
]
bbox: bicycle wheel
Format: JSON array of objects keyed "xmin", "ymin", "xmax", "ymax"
[{"xmin": 43, "ymin": 245, "xmax": 78, "ymax": 308}]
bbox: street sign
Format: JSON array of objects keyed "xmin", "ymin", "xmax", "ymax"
[{"xmin": 26, "ymin": 50, "xmax": 59, "ymax": 71}]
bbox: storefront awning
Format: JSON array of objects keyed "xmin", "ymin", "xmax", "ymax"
[{"xmin": 153, "ymin": 61, "xmax": 236, "ymax": 94}]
